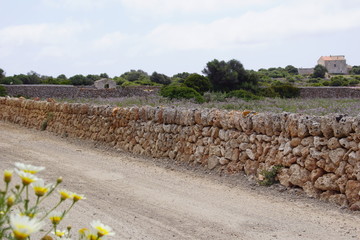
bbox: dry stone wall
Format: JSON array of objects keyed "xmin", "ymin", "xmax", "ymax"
[
  {"xmin": 1, "ymin": 97, "xmax": 360, "ymax": 209},
  {"xmin": 2, "ymin": 85, "xmax": 159, "ymax": 99}
]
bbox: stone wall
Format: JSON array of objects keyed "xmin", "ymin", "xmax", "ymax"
[
  {"xmin": 300, "ymin": 87, "xmax": 360, "ymax": 98},
  {"xmin": 1, "ymin": 97, "xmax": 360, "ymax": 209},
  {"xmin": 1, "ymin": 85, "xmax": 159, "ymax": 99},
  {"xmin": 3, "ymin": 85, "xmax": 360, "ymax": 99}
]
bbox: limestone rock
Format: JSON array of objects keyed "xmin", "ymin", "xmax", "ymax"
[
  {"xmin": 327, "ymin": 137, "xmax": 341, "ymax": 150},
  {"xmin": 303, "ymin": 181, "xmax": 321, "ymax": 198},
  {"xmin": 314, "ymin": 173, "xmax": 339, "ymax": 191},
  {"xmin": 345, "ymin": 180, "xmax": 360, "ymax": 205},
  {"xmin": 207, "ymin": 156, "xmax": 219, "ymax": 170},
  {"xmin": 289, "ymin": 164, "xmax": 310, "ymax": 187},
  {"xmin": 246, "ymin": 149, "xmax": 256, "ymax": 160},
  {"xmin": 329, "ymin": 148, "xmax": 346, "ymax": 165},
  {"xmin": 329, "ymin": 194, "xmax": 348, "ymax": 207},
  {"xmin": 244, "ymin": 160, "xmax": 259, "ymax": 175},
  {"xmin": 277, "ymin": 168, "xmax": 292, "ymax": 187}
]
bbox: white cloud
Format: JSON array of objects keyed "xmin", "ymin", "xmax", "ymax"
[
  {"xmin": 0, "ymin": 22, "xmax": 88, "ymax": 46},
  {"xmin": 42, "ymin": 0, "xmax": 115, "ymax": 9},
  {"xmin": 92, "ymin": 32, "xmax": 129, "ymax": 50},
  {"xmin": 144, "ymin": 0, "xmax": 360, "ymax": 51},
  {"xmin": 120, "ymin": 0, "xmax": 274, "ymax": 14}
]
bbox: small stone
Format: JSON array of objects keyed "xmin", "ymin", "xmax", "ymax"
[
  {"xmin": 327, "ymin": 137, "xmax": 341, "ymax": 150},
  {"xmin": 207, "ymin": 156, "xmax": 219, "ymax": 170}
]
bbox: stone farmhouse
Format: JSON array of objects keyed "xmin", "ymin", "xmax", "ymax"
[
  {"xmin": 94, "ymin": 78, "xmax": 116, "ymax": 89},
  {"xmin": 299, "ymin": 55, "xmax": 352, "ymax": 75},
  {"xmin": 317, "ymin": 55, "xmax": 349, "ymax": 74}
]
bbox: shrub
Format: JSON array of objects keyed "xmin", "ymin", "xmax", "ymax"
[
  {"xmin": 271, "ymin": 84, "xmax": 300, "ymax": 98},
  {"xmin": 160, "ymin": 85, "xmax": 204, "ymax": 103},
  {"xmin": 184, "ymin": 74, "xmax": 211, "ymax": 94},
  {"xmin": 330, "ymin": 76, "xmax": 348, "ymax": 86},
  {"xmin": 257, "ymin": 87, "xmax": 280, "ymax": 98},
  {"xmin": 121, "ymin": 81, "xmax": 140, "ymax": 87},
  {"xmin": 258, "ymin": 165, "xmax": 283, "ymax": 186},
  {"xmin": 0, "ymin": 85, "xmax": 7, "ymax": 96},
  {"xmin": 227, "ymin": 89, "xmax": 261, "ymax": 101},
  {"xmin": 349, "ymin": 79, "xmax": 360, "ymax": 86}
]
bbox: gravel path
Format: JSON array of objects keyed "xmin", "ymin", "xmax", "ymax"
[{"xmin": 1, "ymin": 121, "xmax": 360, "ymax": 240}]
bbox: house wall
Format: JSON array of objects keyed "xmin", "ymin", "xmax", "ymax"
[
  {"xmin": 324, "ymin": 60, "xmax": 348, "ymax": 74},
  {"xmin": 2, "ymin": 97, "xmax": 360, "ymax": 210}
]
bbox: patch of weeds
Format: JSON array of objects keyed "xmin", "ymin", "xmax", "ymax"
[
  {"xmin": 258, "ymin": 165, "xmax": 283, "ymax": 186},
  {"xmin": 40, "ymin": 112, "xmax": 54, "ymax": 131}
]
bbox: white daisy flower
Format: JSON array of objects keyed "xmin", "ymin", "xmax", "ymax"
[
  {"xmin": 90, "ymin": 220, "xmax": 115, "ymax": 237},
  {"xmin": 10, "ymin": 214, "xmax": 44, "ymax": 240},
  {"xmin": 15, "ymin": 162, "xmax": 45, "ymax": 174}
]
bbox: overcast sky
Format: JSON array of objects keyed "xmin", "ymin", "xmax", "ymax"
[{"xmin": 1, "ymin": 0, "xmax": 360, "ymax": 77}]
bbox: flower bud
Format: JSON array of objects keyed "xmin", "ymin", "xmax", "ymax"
[
  {"xmin": 7, "ymin": 195, "xmax": 15, "ymax": 208},
  {"xmin": 4, "ymin": 170, "xmax": 13, "ymax": 183},
  {"xmin": 57, "ymin": 177, "xmax": 63, "ymax": 184}
]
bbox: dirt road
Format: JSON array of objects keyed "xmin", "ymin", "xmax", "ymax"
[{"xmin": 1, "ymin": 121, "xmax": 360, "ymax": 240}]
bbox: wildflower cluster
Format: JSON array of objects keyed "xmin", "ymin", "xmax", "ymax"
[{"xmin": 0, "ymin": 162, "xmax": 115, "ymax": 240}]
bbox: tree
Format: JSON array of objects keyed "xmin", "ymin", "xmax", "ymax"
[
  {"xmin": 184, "ymin": 74, "xmax": 211, "ymax": 94},
  {"xmin": 312, "ymin": 64, "xmax": 327, "ymax": 78},
  {"xmin": 172, "ymin": 72, "xmax": 190, "ymax": 83},
  {"xmin": 351, "ymin": 66, "xmax": 360, "ymax": 75},
  {"xmin": 69, "ymin": 74, "xmax": 88, "ymax": 85},
  {"xmin": 203, "ymin": 59, "xmax": 255, "ymax": 92},
  {"xmin": 121, "ymin": 70, "xmax": 149, "ymax": 82},
  {"xmin": 25, "ymin": 71, "xmax": 41, "ymax": 84},
  {"xmin": 285, "ymin": 65, "xmax": 298, "ymax": 75},
  {"xmin": 0, "ymin": 68, "xmax": 5, "ymax": 80},
  {"xmin": 99, "ymin": 73, "xmax": 109, "ymax": 78},
  {"xmin": 57, "ymin": 74, "xmax": 67, "ymax": 80},
  {"xmin": 150, "ymin": 72, "xmax": 171, "ymax": 85}
]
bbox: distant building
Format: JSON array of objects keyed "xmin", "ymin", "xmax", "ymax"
[
  {"xmin": 94, "ymin": 78, "xmax": 116, "ymax": 89},
  {"xmin": 317, "ymin": 55, "xmax": 348, "ymax": 74}
]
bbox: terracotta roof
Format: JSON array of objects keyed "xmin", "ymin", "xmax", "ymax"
[{"xmin": 319, "ymin": 55, "xmax": 345, "ymax": 61}]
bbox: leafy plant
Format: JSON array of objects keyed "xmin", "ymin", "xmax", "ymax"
[
  {"xmin": 258, "ymin": 165, "xmax": 283, "ymax": 186},
  {"xmin": 0, "ymin": 85, "xmax": 7, "ymax": 97}
]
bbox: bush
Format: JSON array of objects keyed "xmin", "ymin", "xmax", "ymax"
[
  {"xmin": 330, "ymin": 76, "xmax": 348, "ymax": 86},
  {"xmin": 160, "ymin": 85, "xmax": 204, "ymax": 103},
  {"xmin": 184, "ymin": 74, "xmax": 211, "ymax": 94},
  {"xmin": 257, "ymin": 87, "xmax": 280, "ymax": 98},
  {"xmin": 271, "ymin": 84, "xmax": 300, "ymax": 98},
  {"xmin": 121, "ymin": 81, "xmax": 140, "ymax": 87},
  {"xmin": 0, "ymin": 85, "xmax": 7, "ymax": 96},
  {"xmin": 227, "ymin": 89, "xmax": 261, "ymax": 101},
  {"xmin": 349, "ymin": 79, "xmax": 360, "ymax": 86}
]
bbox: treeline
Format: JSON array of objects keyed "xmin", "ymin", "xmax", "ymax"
[{"xmin": 0, "ymin": 59, "xmax": 303, "ymax": 102}]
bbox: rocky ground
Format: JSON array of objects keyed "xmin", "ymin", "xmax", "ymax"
[{"xmin": 1, "ymin": 121, "xmax": 360, "ymax": 240}]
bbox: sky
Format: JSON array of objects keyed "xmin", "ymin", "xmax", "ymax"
[{"xmin": 1, "ymin": 0, "xmax": 360, "ymax": 78}]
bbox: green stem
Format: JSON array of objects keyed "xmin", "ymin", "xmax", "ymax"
[{"xmin": 40, "ymin": 199, "xmax": 63, "ymax": 221}]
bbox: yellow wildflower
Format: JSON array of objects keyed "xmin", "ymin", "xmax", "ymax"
[
  {"xmin": 15, "ymin": 170, "xmax": 39, "ymax": 186},
  {"xmin": 48, "ymin": 211, "xmax": 63, "ymax": 225},
  {"xmin": 72, "ymin": 192, "xmax": 86, "ymax": 203},
  {"xmin": 32, "ymin": 179, "xmax": 51, "ymax": 197},
  {"xmin": 58, "ymin": 189, "xmax": 73, "ymax": 201},
  {"xmin": 90, "ymin": 220, "xmax": 115, "ymax": 237}
]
